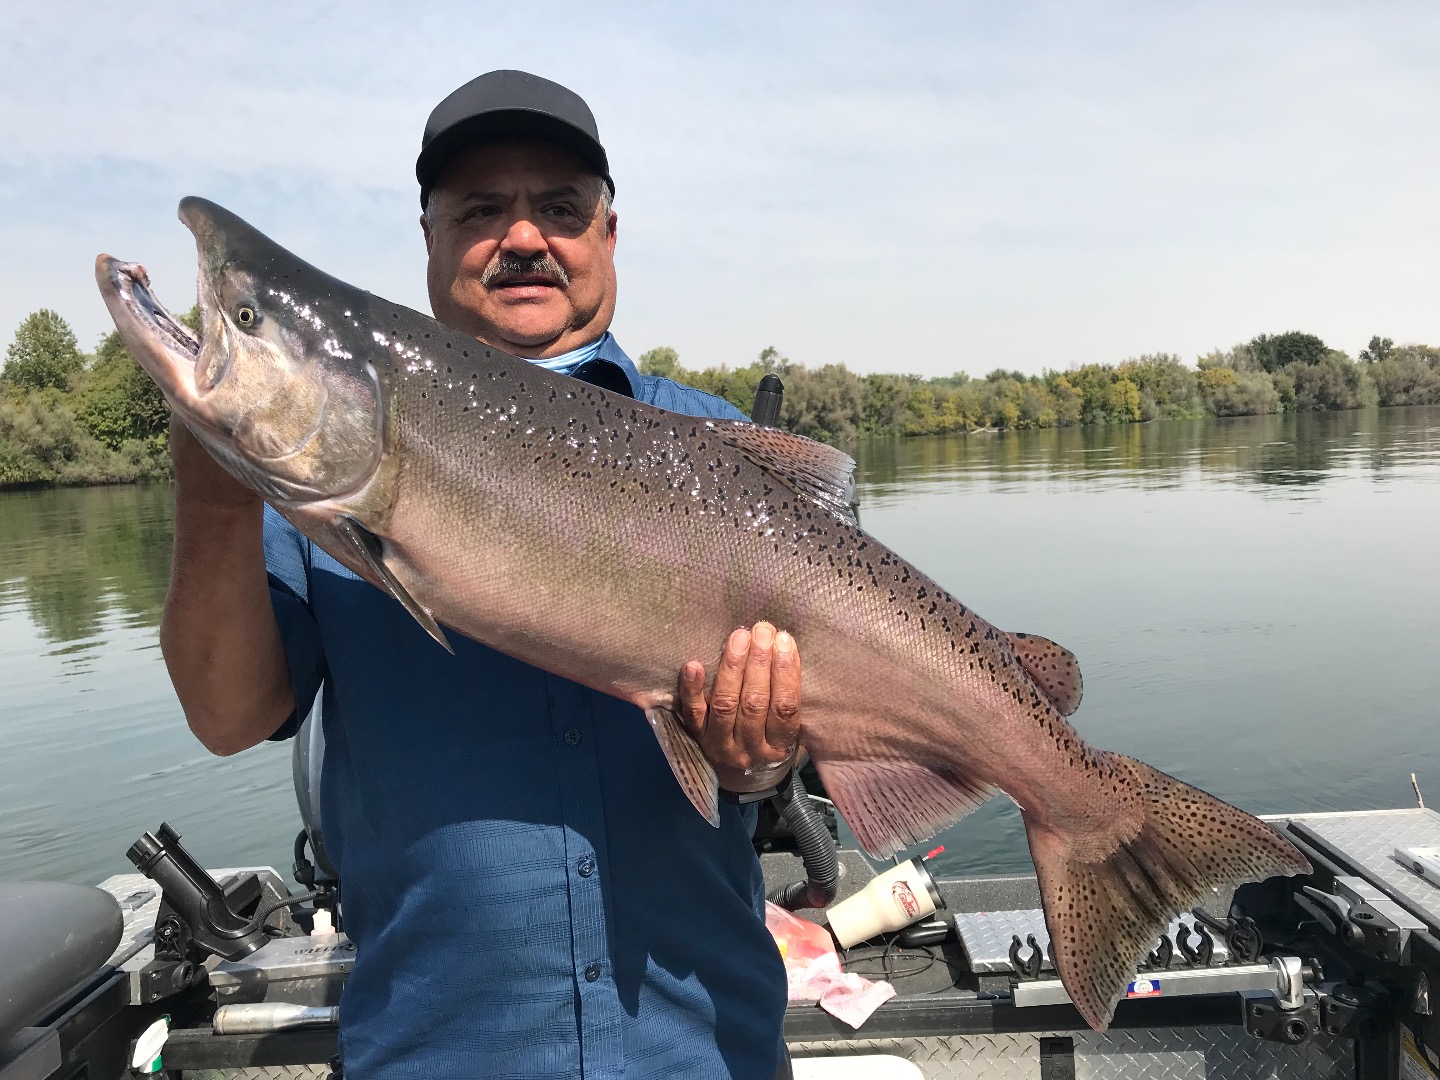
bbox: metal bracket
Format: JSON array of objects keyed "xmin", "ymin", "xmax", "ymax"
[
  {"xmin": 1243, "ymin": 991, "xmax": 1319, "ymax": 1045},
  {"xmin": 1318, "ymin": 981, "xmax": 1390, "ymax": 1041},
  {"xmin": 1296, "ymin": 876, "xmax": 1425, "ymax": 963}
]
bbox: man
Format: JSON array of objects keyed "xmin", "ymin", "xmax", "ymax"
[{"xmin": 161, "ymin": 70, "xmax": 801, "ymax": 1079}]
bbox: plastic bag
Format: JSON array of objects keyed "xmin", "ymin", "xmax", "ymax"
[
  {"xmin": 765, "ymin": 901, "xmax": 836, "ymax": 969},
  {"xmin": 764, "ymin": 902, "xmax": 896, "ymax": 1027}
]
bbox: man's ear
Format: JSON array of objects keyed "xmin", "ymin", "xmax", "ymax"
[
  {"xmin": 606, "ymin": 210, "xmax": 618, "ymax": 252},
  {"xmin": 420, "ymin": 212, "xmax": 433, "ymax": 254}
]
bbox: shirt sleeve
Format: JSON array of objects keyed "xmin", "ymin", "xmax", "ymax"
[
  {"xmin": 639, "ymin": 376, "xmax": 752, "ymax": 422},
  {"xmin": 262, "ymin": 505, "xmax": 328, "ymax": 742}
]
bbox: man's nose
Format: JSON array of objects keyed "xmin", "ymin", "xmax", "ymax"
[{"xmin": 499, "ymin": 217, "xmax": 547, "ymax": 259}]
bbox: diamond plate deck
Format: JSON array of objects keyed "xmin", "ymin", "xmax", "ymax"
[
  {"xmin": 793, "ymin": 1026, "xmax": 1352, "ymax": 1079},
  {"xmin": 1072, "ymin": 1027, "xmax": 1351, "ymax": 1080},
  {"xmin": 955, "ymin": 910, "xmax": 1228, "ymax": 973},
  {"xmin": 1285, "ymin": 808, "xmax": 1440, "ymax": 932}
]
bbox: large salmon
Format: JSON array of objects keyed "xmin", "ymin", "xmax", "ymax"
[{"xmin": 95, "ymin": 197, "xmax": 1309, "ymax": 1029}]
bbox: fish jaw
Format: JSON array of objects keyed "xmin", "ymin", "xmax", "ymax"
[{"xmin": 94, "ymin": 256, "xmax": 202, "ymax": 409}]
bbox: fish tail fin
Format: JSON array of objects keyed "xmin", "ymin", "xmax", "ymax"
[{"xmin": 1022, "ymin": 752, "xmax": 1311, "ymax": 1031}]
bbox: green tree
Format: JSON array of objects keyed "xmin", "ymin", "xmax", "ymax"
[
  {"xmin": 1289, "ymin": 351, "xmax": 1377, "ymax": 411},
  {"xmin": 757, "ymin": 346, "xmax": 792, "ymax": 375},
  {"xmin": 1359, "ymin": 336, "xmax": 1395, "ymax": 364},
  {"xmin": 1249, "ymin": 331, "xmax": 1328, "ymax": 374},
  {"xmin": 638, "ymin": 346, "xmax": 680, "ymax": 378},
  {"xmin": 1, "ymin": 310, "xmax": 83, "ymax": 392},
  {"xmin": 74, "ymin": 331, "xmax": 170, "ymax": 450}
]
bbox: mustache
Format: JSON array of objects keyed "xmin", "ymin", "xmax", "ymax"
[{"xmin": 481, "ymin": 253, "xmax": 570, "ymax": 288}]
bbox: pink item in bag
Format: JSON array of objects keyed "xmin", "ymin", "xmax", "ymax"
[{"xmin": 764, "ymin": 902, "xmax": 897, "ymax": 1028}]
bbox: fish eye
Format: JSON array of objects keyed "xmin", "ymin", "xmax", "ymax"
[{"xmin": 235, "ymin": 304, "xmax": 258, "ymax": 328}]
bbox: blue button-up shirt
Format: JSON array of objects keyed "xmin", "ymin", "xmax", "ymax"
[{"xmin": 263, "ymin": 337, "xmax": 788, "ymax": 1080}]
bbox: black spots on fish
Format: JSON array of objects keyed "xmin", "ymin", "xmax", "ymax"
[
  {"xmin": 916, "ymin": 586, "xmax": 927, "ymax": 599},
  {"xmin": 984, "ymin": 627, "xmax": 996, "ymax": 641},
  {"xmin": 446, "ymin": 365, "xmax": 452, "ymax": 374},
  {"xmin": 421, "ymin": 391, "xmax": 427, "ymax": 399},
  {"xmin": 462, "ymin": 349, "xmax": 469, "ymax": 357}
]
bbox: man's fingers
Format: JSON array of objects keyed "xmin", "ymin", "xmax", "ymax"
[
  {"xmin": 737, "ymin": 622, "xmax": 776, "ymax": 763},
  {"xmin": 766, "ymin": 630, "xmax": 802, "ymax": 757},
  {"xmin": 677, "ymin": 660, "xmax": 708, "ymax": 738},
  {"xmin": 706, "ymin": 626, "xmax": 750, "ymax": 744}
]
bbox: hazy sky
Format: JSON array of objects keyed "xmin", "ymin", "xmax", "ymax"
[{"xmin": 2, "ymin": 1, "xmax": 1435, "ymax": 377}]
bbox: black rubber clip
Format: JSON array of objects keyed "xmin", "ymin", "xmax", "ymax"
[
  {"xmin": 1176, "ymin": 921, "xmax": 1214, "ymax": 967},
  {"xmin": 1009, "ymin": 934, "xmax": 1044, "ymax": 979}
]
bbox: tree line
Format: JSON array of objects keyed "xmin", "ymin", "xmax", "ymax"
[
  {"xmin": 639, "ymin": 333, "xmax": 1440, "ymax": 445},
  {"xmin": 2, "ymin": 307, "xmax": 1438, "ymax": 488}
]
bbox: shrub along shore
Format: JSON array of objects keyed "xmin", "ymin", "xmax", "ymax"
[{"xmin": 2, "ymin": 308, "xmax": 1437, "ymax": 490}]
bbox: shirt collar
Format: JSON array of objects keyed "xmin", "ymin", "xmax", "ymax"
[{"xmin": 570, "ymin": 333, "xmax": 639, "ymax": 398}]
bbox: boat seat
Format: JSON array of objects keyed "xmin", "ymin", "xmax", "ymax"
[{"xmin": 0, "ymin": 881, "xmax": 123, "ymax": 1043}]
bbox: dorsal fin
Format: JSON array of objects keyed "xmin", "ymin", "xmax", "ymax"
[
  {"xmin": 1007, "ymin": 632, "xmax": 1083, "ymax": 716},
  {"xmin": 711, "ymin": 421, "xmax": 858, "ymax": 526}
]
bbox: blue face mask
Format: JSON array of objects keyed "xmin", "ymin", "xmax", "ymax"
[{"xmin": 527, "ymin": 333, "xmax": 613, "ymax": 375}]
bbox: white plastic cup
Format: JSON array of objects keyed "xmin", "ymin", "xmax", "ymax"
[{"xmin": 826, "ymin": 856, "xmax": 943, "ymax": 948}]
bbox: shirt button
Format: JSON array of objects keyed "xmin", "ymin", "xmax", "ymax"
[
  {"xmin": 563, "ymin": 728, "xmax": 583, "ymax": 746},
  {"xmin": 584, "ymin": 962, "xmax": 601, "ymax": 983},
  {"xmin": 578, "ymin": 854, "xmax": 596, "ymax": 877}
]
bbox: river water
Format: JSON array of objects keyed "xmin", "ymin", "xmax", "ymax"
[{"xmin": 2, "ymin": 407, "xmax": 1438, "ymax": 886}]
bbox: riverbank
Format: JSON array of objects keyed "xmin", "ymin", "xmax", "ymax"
[{"xmin": 4, "ymin": 307, "xmax": 1437, "ymax": 490}]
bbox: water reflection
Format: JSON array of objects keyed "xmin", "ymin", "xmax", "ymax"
[
  {"xmin": 0, "ymin": 484, "xmax": 173, "ymax": 648},
  {"xmin": 856, "ymin": 407, "xmax": 1440, "ymax": 500}
]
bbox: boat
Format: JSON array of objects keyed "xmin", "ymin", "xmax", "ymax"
[
  {"xmin": 6, "ymin": 708, "xmax": 1440, "ymax": 1080},
  {"xmin": 6, "ymin": 379, "xmax": 1439, "ymax": 1079}
]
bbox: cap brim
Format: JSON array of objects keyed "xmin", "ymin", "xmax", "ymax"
[{"xmin": 417, "ymin": 110, "xmax": 613, "ymax": 207}]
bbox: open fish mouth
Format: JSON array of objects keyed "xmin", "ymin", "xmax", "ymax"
[
  {"xmin": 98, "ymin": 258, "xmax": 199, "ymax": 358},
  {"xmin": 93, "ymin": 256, "xmax": 219, "ymax": 400}
]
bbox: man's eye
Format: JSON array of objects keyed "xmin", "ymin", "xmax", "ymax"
[{"xmin": 545, "ymin": 206, "xmax": 580, "ymax": 221}]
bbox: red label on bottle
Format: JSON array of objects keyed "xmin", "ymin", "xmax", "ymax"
[{"xmin": 891, "ymin": 881, "xmax": 921, "ymax": 918}]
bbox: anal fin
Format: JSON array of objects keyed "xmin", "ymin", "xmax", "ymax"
[
  {"xmin": 1007, "ymin": 632, "xmax": 1083, "ymax": 716},
  {"xmin": 647, "ymin": 708, "xmax": 720, "ymax": 827},
  {"xmin": 813, "ymin": 758, "xmax": 995, "ymax": 859},
  {"xmin": 334, "ymin": 516, "xmax": 453, "ymax": 654}
]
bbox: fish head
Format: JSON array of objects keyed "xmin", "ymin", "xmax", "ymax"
[{"xmin": 95, "ymin": 196, "xmax": 384, "ymax": 504}]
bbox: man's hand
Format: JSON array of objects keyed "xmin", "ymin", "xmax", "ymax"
[{"xmin": 677, "ymin": 621, "xmax": 801, "ymax": 794}]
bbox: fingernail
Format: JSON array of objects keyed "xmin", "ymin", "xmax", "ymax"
[
  {"xmin": 752, "ymin": 622, "xmax": 774, "ymax": 649},
  {"xmin": 729, "ymin": 627, "xmax": 751, "ymax": 653},
  {"xmin": 775, "ymin": 631, "xmax": 793, "ymax": 654}
]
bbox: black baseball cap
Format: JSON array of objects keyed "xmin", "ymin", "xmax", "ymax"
[{"xmin": 416, "ymin": 70, "xmax": 613, "ymax": 208}]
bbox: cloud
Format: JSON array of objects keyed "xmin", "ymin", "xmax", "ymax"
[{"xmin": 2, "ymin": 0, "xmax": 1437, "ymax": 374}]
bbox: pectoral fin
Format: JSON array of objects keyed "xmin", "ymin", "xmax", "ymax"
[
  {"xmin": 646, "ymin": 707, "xmax": 720, "ymax": 827},
  {"xmin": 334, "ymin": 516, "xmax": 453, "ymax": 654}
]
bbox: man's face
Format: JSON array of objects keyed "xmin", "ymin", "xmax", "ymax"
[{"xmin": 422, "ymin": 138, "xmax": 617, "ymax": 358}]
